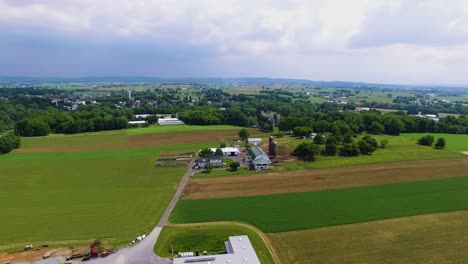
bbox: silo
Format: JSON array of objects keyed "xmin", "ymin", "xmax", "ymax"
[{"xmin": 271, "ymin": 141, "xmax": 277, "ymax": 158}]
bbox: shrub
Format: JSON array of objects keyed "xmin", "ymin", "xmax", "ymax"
[
  {"xmin": 380, "ymin": 139, "xmax": 389, "ymax": 149},
  {"xmin": 418, "ymin": 135, "xmax": 434, "ymax": 146},
  {"xmin": 434, "ymin": 138, "xmax": 446, "ymax": 149},
  {"xmin": 229, "ymin": 162, "xmax": 240, "ymax": 171}
]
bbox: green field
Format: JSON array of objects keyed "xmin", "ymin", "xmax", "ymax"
[
  {"xmin": 155, "ymin": 224, "xmax": 275, "ymax": 264},
  {"xmin": 401, "ymin": 133, "xmax": 468, "ymax": 152},
  {"xmin": 269, "ymin": 210, "xmax": 468, "ymax": 264},
  {"xmin": 0, "ymin": 128, "xmax": 223, "ymax": 251},
  {"xmin": 278, "ymin": 134, "xmax": 464, "ymax": 169},
  {"xmin": 171, "ymin": 176, "xmax": 468, "ymax": 233}
]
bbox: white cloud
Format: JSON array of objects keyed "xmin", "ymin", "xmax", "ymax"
[{"xmin": 1, "ymin": 0, "xmax": 468, "ymax": 84}]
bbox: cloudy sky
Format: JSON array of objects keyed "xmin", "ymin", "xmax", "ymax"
[{"xmin": 2, "ymin": 0, "xmax": 468, "ymax": 84}]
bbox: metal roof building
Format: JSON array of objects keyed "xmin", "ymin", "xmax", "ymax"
[
  {"xmin": 172, "ymin": 235, "xmax": 261, "ymax": 264},
  {"xmin": 246, "ymin": 146, "xmax": 270, "ymax": 170}
]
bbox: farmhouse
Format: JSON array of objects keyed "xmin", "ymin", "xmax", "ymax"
[
  {"xmin": 247, "ymin": 138, "xmax": 262, "ymax": 146},
  {"xmin": 172, "ymin": 235, "xmax": 260, "ymax": 264},
  {"xmin": 193, "ymin": 156, "xmax": 224, "ymax": 169},
  {"xmin": 245, "ymin": 146, "xmax": 270, "ymax": 170},
  {"xmin": 158, "ymin": 118, "xmax": 185, "ymax": 126},
  {"xmin": 209, "ymin": 147, "xmax": 241, "ymax": 156}
]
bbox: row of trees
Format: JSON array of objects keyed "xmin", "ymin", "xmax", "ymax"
[{"xmin": 418, "ymin": 135, "xmax": 446, "ymax": 149}]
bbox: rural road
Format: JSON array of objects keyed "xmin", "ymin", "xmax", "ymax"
[{"xmin": 20, "ymin": 163, "xmax": 196, "ymax": 264}]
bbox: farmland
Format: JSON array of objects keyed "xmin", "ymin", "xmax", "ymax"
[
  {"xmin": 269, "ymin": 210, "xmax": 468, "ymax": 264},
  {"xmin": 171, "ymin": 176, "xmax": 468, "ymax": 233},
  {"xmin": 155, "ymin": 223, "xmax": 276, "ymax": 264},
  {"xmin": 184, "ymin": 158, "xmax": 468, "ymax": 199},
  {"xmin": 0, "ymin": 125, "xmax": 249, "ymax": 252}
]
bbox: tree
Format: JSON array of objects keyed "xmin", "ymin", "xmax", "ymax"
[
  {"xmin": 215, "ymin": 148, "xmax": 224, "ymax": 156},
  {"xmin": 384, "ymin": 117, "xmax": 405, "ymax": 136},
  {"xmin": 434, "ymin": 138, "xmax": 446, "ymax": 149},
  {"xmin": 418, "ymin": 135, "xmax": 434, "ymax": 146},
  {"xmin": 229, "ymin": 162, "xmax": 240, "ymax": 171},
  {"xmin": 368, "ymin": 121, "xmax": 384, "ymax": 134},
  {"xmin": 15, "ymin": 119, "xmax": 51, "ymax": 137},
  {"xmin": 293, "ymin": 126, "xmax": 313, "ymax": 137},
  {"xmin": 293, "ymin": 142, "xmax": 320, "ymax": 161},
  {"xmin": 219, "ymin": 143, "xmax": 227, "ymax": 148},
  {"xmin": 0, "ymin": 132, "xmax": 21, "ymax": 154},
  {"xmin": 358, "ymin": 140, "xmax": 376, "ymax": 155},
  {"xmin": 380, "ymin": 139, "xmax": 389, "ymax": 149},
  {"xmin": 239, "ymin": 128, "xmax": 250, "ymax": 140},
  {"xmin": 322, "ymin": 143, "xmax": 337, "ymax": 156},
  {"xmin": 204, "ymin": 163, "xmax": 214, "ymax": 173},
  {"xmin": 199, "ymin": 148, "xmax": 214, "ymax": 157},
  {"xmin": 339, "ymin": 143, "xmax": 360, "ymax": 157},
  {"xmin": 313, "ymin": 133, "xmax": 326, "ymax": 144}
]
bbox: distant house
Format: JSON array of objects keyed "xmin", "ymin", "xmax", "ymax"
[
  {"xmin": 194, "ymin": 156, "xmax": 224, "ymax": 169},
  {"xmin": 128, "ymin": 120, "xmax": 147, "ymax": 125},
  {"xmin": 245, "ymin": 146, "xmax": 270, "ymax": 170},
  {"xmin": 158, "ymin": 118, "xmax": 185, "ymax": 126},
  {"xmin": 247, "ymin": 138, "xmax": 262, "ymax": 146},
  {"xmin": 209, "ymin": 147, "xmax": 241, "ymax": 157}
]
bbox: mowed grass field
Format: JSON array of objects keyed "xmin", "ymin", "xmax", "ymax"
[
  {"xmin": 275, "ymin": 134, "xmax": 464, "ymax": 169},
  {"xmin": 401, "ymin": 133, "xmax": 468, "ymax": 152},
  {"xmin": 0, "ymin": 125, "xmax": 246, "ymax": 251},
  {"xmin": 171, "ymin": 176, "xmax": 468, "ymax": 233},
  {"xmin": 269, "ymin": 210, "xmax": 468, "ymax": 264},
  {"xmin": 155, "ymin": 224, "xmax": 275, "ymax": 264}
]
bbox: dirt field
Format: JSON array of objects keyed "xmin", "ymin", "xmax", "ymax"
[
  {"xmin": 269, "ymin": 210, "xmax": 468, "ymax": 264},
  {"xmin": 0, "ymin": 247, "xmax": 71, "ymax": 263},
  {"xmin": 16, "ymin": 129, "xmax": 260, "ymax": 153},
  {"xmin": 183, "ymin": 158, "xmax": 468, "ymax": 199}
]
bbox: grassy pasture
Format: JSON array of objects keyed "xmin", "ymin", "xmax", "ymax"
[
  {"xmin": 171, "ymin": 176, "xmax": 468, "ymax": 233},
  {"xmin": 155, "ymin": 224, "xmax": 275, "ymax": 264},
  {"xmin": 269, "ymin": 210, "xmax": 468, "ymax": 264},
  {"xmin": 276, "ymin": 134, "xmax": 463, "ymax": 169},
  {"xmin": 401, "ymin": 133, "xmax": 468, "ymax": 152}
]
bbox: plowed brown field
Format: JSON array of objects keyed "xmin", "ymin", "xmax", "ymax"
[{"xmin": 183, "ymin": 158, "xmax": 468, "ymax": 199}]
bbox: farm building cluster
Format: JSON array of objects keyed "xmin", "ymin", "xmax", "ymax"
[
  {"xmin": 173, "ymin": 235, "xmax": 260, "ymax": 264},
  {"xmin": 195, "ymin": 136, "xmax": 278, "ymax": 171}
]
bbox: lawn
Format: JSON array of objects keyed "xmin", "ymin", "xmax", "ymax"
[
  {"xmin": 401, "ymin": 133, "xmax": 468, "ymax": 152},
  {"xmin": 171, "ymin": 176, "xmax": 468, "ymax": 233},
  {"xmin": 269, "ymin": 210, "xmax": 468, "ymax": 264},
  {"xmin": 155, "ymin": 224, "xmax": 275, "ymax": 264}
]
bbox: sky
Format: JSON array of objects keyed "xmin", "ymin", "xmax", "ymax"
[{"xmin": 2, "ymin": 0, "xmax": 468, "ymax": 84}]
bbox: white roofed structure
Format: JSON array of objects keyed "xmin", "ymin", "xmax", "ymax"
[
  {"xmin": 172, "ymin": 235, "xmax": 260, "ymax": 264},
  {"xmin": 158, "ymin": 118, "xmax": 185, "ymax": 126}
]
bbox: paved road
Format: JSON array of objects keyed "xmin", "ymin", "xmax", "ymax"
[{"xmin": 20, "ymin": 163, "xmax": 196, "ymax": 264}]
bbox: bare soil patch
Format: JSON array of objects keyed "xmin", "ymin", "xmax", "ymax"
[
  {"xmin": 183, "ymin": 158, "xmax": 468, "ymax": 199},
  {"xmin": 0, "ymin": 247, "xmax": 71, "ymax": 263}
]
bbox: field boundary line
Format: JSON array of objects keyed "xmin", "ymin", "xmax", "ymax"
[{"xmin": 166, "ymin": 221, "xmax": 281, "ymax": 264}]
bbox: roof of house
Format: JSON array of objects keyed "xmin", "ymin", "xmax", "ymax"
[
  {"xmin": 247, "ymin": 146, "xmax": 268, "ymax": 159},
  {"xmin": 195, "ymin": 156, "xmax": 223, "ymax": 164},
  {"xmin": 172, "ymin": 235, "xmax": 260, "ymax": 264},
  {"xmin": 210, "ymin": 147, "xmax": 241, "ymax": 153}
]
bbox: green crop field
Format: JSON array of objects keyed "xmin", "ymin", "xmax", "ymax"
[
  {"xmin": 0, "ymin": 127, "xmax": 224, "ymax": 251},
  {"xmin": 269, "ymin": 210, "xmax": 468, "ymax": 264},
  {"xmin": 401, "ymin": 133, "xmax": 468, "ymax": 152},
  {"xmin": 171, "ymin": 176, "xmax": 468, "ymax": 233},
  {"xmin": 155, "ymin": 224, "xmax": 275, "ymax": 264}
]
